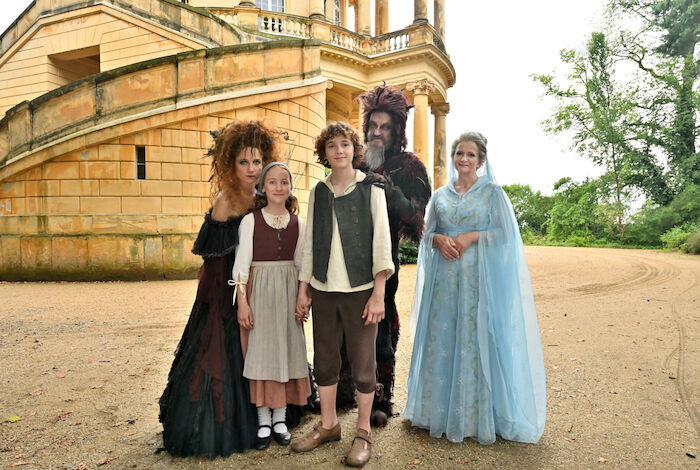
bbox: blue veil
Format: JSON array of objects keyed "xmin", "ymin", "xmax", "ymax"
[{"xmin": 407, "ymin": 156, "xmax": 546, "ymax": 444}]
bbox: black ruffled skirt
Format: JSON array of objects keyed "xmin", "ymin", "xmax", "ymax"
[{"xmin": 159, "ymin": 294, "xmax": 257, "ymax": 457}]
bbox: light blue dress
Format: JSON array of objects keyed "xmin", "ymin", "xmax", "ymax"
[{"xmin": 403, "ymin": 172, "xmax": 546, "ymax": 445}]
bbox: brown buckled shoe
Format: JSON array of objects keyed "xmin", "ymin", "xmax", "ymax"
[
  {"xmin": 345, "ymin": 428, "xmax": 372, "ymax": 467},
  {"xmin": 291, "ymin": 421, "xmax": 341, "ymax": 453}
]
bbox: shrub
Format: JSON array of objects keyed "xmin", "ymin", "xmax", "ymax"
[
  {"xmin": 520, "ymin": 226, "xmax": 546, "ymax": 245},
  {"xmin": 681, "ymin": 230, "xmax": 700, "ymax": 254},
  {"xmin": 660, "ymin": 226, "xmax": 691, "ymax": 249},
  {"xmin": 565, "ymin": 235, "xmax": 590, "ymax": 247},
  {"xmin": 661, "ymin": 224, "xmax": 699, "ymax": 250},
  {"xmin": 399, "ymin": 239, "xmax": 419, "ymax": 264},
  {"xmin": 624, "ymin": 184, "xmax": 700, "ymax": 247}
]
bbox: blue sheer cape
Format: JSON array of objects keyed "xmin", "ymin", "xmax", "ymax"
[{"xmin": 405, "ymin": 161, "xmax": 546, "ymax": 444}]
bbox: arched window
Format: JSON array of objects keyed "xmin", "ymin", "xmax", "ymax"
[{"xmin": 255, "ymin": 0, "xmax": 284, "ymax": 12}]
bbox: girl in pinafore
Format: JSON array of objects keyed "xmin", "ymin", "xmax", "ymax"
[{"xmin": 230, "ymin": 162, "xmax": 311, "ymax": 450}]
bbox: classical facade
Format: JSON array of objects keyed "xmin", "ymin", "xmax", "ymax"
[{"xmin": 0, "ymin": 0, "xmax": 454, "ymax": 280}]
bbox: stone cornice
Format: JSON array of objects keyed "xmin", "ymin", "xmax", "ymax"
[
  {"xmin": 322, "ymin": 42, "xmax": 454, "ymax": 79},
  {"xmin": 319, "ymin": 43, "xmax": 455, "ymax": 101},
  {"xmin": 0, "ymin": 0, "xmax": 245, "ymax": 61}
]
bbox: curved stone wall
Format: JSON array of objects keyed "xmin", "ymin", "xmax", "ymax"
[{"xmin": 0, "ymin": 39, "xmax": 328, "ymax": 280}]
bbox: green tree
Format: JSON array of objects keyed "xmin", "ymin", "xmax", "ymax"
[
  {"xmin": 502, "ymin": 184, "xmax": 553, "ymax": 235},
  {"xmin": 533, "ymin": 32, "xmax": 636, "ymax": 237},
  {"xmin": 624, "ymin": 183, "xmax": 700, "ymax": 245},
  {"xmin": 545, "ymin": 177, "xmax": 608, "ymax": 242},
  {"xmin": 609, "ymin": 0, "xmax": 699, "ymax": 189}
]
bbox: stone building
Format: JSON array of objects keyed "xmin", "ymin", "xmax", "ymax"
[{"xmin": 0, "ymin": 0, "xmax": 454, "ymax": 280}]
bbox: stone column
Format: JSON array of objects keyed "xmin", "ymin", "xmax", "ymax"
[
  {"xmin": 234, "ymin": 2, "xmax": 260, "ymax": 29},
  {"xmin": 376, "ymin": 0, "xmax": 389, "ymax": 36},
  {"xmin": 432, "ymin": 103, "xmax": 450, "ymax": 189},
  {"xmin": 309, "ymin": 0, "xmax": 325, "ymax": 19},
  {"xmin": 434, "ymin": 0, "xmax": 445, "ymax": 41},
  {"xmin": 414, "ymin": 0, "xmax": 428, "ymax": 24},
  {"xmin": 340, "ymin": 0, "xmax": 348, "ymax": 28},
  {"xmin": 357, "ymin": 0, "xmax": 371, "ymax": 36},
  {"xmin": 407, "ymin": 79, "xmax": 435, "ymax": 168}
]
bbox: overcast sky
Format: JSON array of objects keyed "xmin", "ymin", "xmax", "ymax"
[
  {"xmin": 387, "ymin": 0, "xmax": 608, "ymax": 194},
  {"xmin": 0, "ymin": 1, "xmax": 607, "ymax": 194}
]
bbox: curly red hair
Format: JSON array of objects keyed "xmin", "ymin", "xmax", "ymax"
[{"xmin": 208, "ymin": 120, "xmax": 281, "ymax": 215}]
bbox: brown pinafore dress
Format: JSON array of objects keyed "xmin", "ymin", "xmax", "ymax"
[{"xmin": 241, "ymin": 209, "xmax": 310, "ymax": 408}]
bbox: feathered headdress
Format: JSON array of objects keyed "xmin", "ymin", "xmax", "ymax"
[{"xmin": 357, "ymin": 84, "xmax": 413, "ymax": 153}]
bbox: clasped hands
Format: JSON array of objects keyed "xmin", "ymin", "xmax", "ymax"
[
  {"xmin": 434, "ymin": 232, "xmax": 478, "ymax": 261},
  {"xmin": 295, "ymin": 284, "xmax": 385, "ymax": 326},
  {"xmin": 295, "ymin": 285, "xmax": 311, "ymax": 325}
]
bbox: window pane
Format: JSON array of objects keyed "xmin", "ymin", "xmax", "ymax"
[
  {"xmin": 256, "ymin": 0, "xmax": 283, "ymax": 13},
  {"xmin": 334, "ymin": 0, "xmax": 340, "ymax": 25},
  {"xmin": 136, "ymin": 146, "xmax": 146, "ymax": 180}
]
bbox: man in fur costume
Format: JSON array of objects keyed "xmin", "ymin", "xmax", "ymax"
[{"xmin": 336, "ymin": 84, "xmax": 431, "ymax": 426}]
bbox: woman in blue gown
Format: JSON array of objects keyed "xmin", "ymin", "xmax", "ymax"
[{"xmin": 403, "ymin": 131, "xmax": 546, "ymax": 444}]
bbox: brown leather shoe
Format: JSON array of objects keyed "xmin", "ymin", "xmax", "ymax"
[
  {"xmin": 345, "ymin": 428, "xmax": 371, "ymax": 467},
  {"xmin": 291, "ymin": 421, "xmax": 341, "ymax": 453}
]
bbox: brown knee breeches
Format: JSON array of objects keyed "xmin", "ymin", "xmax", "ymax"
[{"xmin": 311, "ymin": 288, "xmax": 377, "ymax": 394}]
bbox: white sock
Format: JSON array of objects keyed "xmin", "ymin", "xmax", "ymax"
[
  {"xmin": 272, "ymin": 407, "xmax": 288, "ymax": 434},
  {"xmin": 257, "ymin": 406, "xmax": 271, "ymax": 438}
]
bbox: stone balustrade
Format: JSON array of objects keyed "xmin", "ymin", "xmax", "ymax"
[
  {"xmin": 206, "ymin": 9, "xmax": 446, "ymax": 59},
  {"xmin": 259, "ymin": 11, "xmax": 312, "ymax": 38},
  {"xmin": 329, "ymin": 25, "xmax": 364, "ymax": 53},
  {"xmin": 432, "ymin": 31, "xmax": 446, "ymax": 53},
  {"xmin": 207, "ymin": 8, "xmax": 312, "ymax": 39},
  {"xmin": 370, "ymin": 30, "xmax": 411, "ymax": 55}
]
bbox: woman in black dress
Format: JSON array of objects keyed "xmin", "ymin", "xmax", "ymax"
[{"xmin": 159, "ymin": 121, "xmax": 282, "ymax": 457}]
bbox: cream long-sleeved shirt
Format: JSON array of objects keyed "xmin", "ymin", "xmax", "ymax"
[{"xmin": 299, "ymin": 169, "xmax": 394, "ymax": 293}]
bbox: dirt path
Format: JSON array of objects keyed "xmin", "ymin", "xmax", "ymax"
[{"xmin": 0, "ymin": 247, "xmax": 698, "ymax": 469}]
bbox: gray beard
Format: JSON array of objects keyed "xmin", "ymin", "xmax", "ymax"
[{"xmin": 365, "ymin": 144, "xmax": 385, "ymax": 171}]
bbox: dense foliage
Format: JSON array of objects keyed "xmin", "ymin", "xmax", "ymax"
[
  {"xmin": 524, "ymin": 0, "xmax": 699, "ymax": 253},
  {"xmin": 399, "ymin": 239, "xmax": 419, "ymax": 264}
]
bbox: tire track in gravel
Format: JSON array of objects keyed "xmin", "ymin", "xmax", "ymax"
[
  {"xmin": 567, "ymin": 253, "xmax": 679, "ymax": 296},
  {"xmin": 663, "ymin": 269, "xmax": 700, "ymax": 442},
  {"xmin": 532, "ymin": 249, "xmax": 679, "ymax": 300}
]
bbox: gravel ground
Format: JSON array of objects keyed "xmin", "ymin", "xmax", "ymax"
[{"xmin": 0, "ymin": 246, "xmax": 698, "ymax": 469}]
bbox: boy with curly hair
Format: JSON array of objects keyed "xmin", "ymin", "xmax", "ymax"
[{"xmin": 292, "ymin": 122, "xmax": 393, "ymax": 467}]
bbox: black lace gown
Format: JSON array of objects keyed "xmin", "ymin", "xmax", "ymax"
[{"xmin": 159, "ymin": 212, "xmax": 256, "ymax": 457}]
